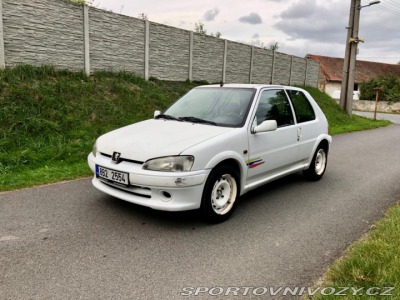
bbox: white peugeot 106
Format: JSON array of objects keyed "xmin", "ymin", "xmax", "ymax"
[{"xmin": 88, "ymin": 84, "xmax": 332, "ymax": 223}]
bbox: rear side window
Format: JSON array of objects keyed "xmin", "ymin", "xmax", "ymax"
[
  {"xmin": 255, "ymin": 89, "xmax": 294, "ymax": 127},
  {"xmin": 287, "ymin": 90, "xmax": 316, "ymax": 123}
]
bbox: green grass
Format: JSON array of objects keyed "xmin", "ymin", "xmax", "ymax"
[
  {"xmin": 303, "ymin": 86, "xmax": 391, "ymax": 135},
  {"xmin": 0, "ymin": 66, "xmax": 391, "ymax": 191},
  {"xmin": 307, "ymin": 202, "xmax": 400, "ymax": 299},
  {"xmin": 0, "ymin": 65, "xmax": 201, "ymax": 191}
]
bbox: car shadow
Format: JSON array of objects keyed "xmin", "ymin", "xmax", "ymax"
[{"xmin": 97, "ymin": 172, "xmax": 308, "ymax": 228}]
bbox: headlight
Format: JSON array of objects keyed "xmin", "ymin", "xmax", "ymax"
[
  {"xmin": 143, "ymin": 156, "xmax": 194, "ymax": 172},
  {"xmin": 92, "ymin": 142, "xmax": 97, "ymax": 157}
]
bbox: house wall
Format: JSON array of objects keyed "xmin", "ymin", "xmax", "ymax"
[
  {"xmin": 325, "ymin": 82, "xmax": 342, "ymax": 99},
  {"xmin": 325, "ymin": 82, "xmax": 361, "ymax": 100}
]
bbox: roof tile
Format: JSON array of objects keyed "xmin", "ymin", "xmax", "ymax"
[{"xmin": 306, "ymin": 54, "xmax": 400, "ymax": 83}]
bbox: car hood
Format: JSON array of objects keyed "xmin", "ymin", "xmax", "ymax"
[{"xmin": 96, "ymin": 119, "xmax": 234, "ymax": 162}]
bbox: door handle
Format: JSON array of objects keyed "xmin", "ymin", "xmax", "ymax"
[{"xmin": 297, "ymin": 127, "xmax": 302, "ymax": 141}]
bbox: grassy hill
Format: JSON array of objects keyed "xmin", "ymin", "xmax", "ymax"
[{"xmin": 0, "ymin": 65, "xmax": 390, "ymax": 191}]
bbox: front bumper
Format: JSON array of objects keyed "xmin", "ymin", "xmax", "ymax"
[{"xmin": 88, "ymin": 153, "xmax": 209, "ymax": 211}]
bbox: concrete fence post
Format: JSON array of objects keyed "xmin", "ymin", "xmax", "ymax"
[
  {"xmin": 0, "ymin": 0, "xmax": 5, "ymax": 69},
  {"xmin": 222, "ymin": 39, "xmax": 227, "ymax": 83},
  {"xmin": 289, "ymin": 56, "xmax": 293, "ymax": 86},
  {"xmin": 304, "ymin": 58, "xmax": 309, "ymax": 86},
  {"xmin": 270, "ymin": 50, "xmax": 275, "ymax": 84},
  {"xmin": 249, "ymin": 46, "xmax": 254, "ymax": 84},
  {"xmin": 188, "ymin": 31, "xmax": 193, "ymax": 81},
  {"xmin": 83, "ymin": 5, "xmax": 90, "ymax": 76},
  {"xmin": 144, "ymin": 20, "xmax": 150, "ymax": 80}
]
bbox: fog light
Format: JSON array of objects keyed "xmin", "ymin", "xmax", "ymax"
[{"xmin": 159, "ymin": 191, "xmax": 173, "ymax": 202}]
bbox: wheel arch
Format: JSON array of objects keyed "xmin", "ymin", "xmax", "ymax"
[
  {"xmin": 306, "ymin": 136, "xmax": 331, "ymax": 168},
  {"xmin": 205, "ymin": 154, "xmax": 246, "ymax": 194},
  {"xmin": 201, "ymin": 158, "xmax": 243, "ymax": 223},
  {"xmin": 318, "ymin": 139, "xmax": 330, "ymax": 153}
]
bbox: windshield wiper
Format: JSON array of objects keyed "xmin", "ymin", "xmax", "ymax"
[
  {"xmin": 179, "ymin": 116, "xmax": 217, "ymax": 126},
  {"xmin": 155, "ymin": 114, "xmax": 181, "ymax": 121}
]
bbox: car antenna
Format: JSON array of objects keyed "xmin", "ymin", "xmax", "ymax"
[{"xmin": 220, "ymin": 81, "xmax": 224, "ymax": 87}]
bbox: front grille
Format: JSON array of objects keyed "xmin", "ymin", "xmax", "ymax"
[
  {"xmin": 100, "ymin": 180, "xmax": 152, "ymax": 199},
  {"xmin": 100, "ymin": 152, "xmax": 144, "ymax": 165}
]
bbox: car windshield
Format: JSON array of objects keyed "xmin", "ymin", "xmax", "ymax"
[{"xmin": 163, "ymin": 87, "xmax": 256, "ymax": 127}]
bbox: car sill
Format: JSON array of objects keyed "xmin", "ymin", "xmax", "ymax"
[{"xmin": 242, "ymin": 164, "xmax": 307, "ymax": 194}]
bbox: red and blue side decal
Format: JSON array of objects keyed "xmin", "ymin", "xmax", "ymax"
[{"xmin": 246, "ymin": 157, "xmax": 265, "ymax": 169}]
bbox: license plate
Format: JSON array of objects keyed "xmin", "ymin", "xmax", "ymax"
[{"xmin": 96, "ymin": 165, "xmax": 129, "ymax": 185}]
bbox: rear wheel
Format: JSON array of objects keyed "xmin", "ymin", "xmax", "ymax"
[
  {"xmin": 303, "ymin": 145, "xmax": 328, "ymax": 181},
  {"xmin": 201, "ymin": 164, "xmax": 240, "ymax": 223}
]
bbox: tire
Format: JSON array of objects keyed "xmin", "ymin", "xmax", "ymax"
[
  {"xmin": 200, "ymin": 164, "xmax": 240, "ymax": 223},
  {"xmin": 303, "ymin": 144, "xmax": 328, "ymax": 181}
]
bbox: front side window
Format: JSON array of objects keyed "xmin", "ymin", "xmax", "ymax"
[
  {"xmin": 164, "ymin": 87, "xmax": 255, "ymax": 127},
  {"xmin": 287, "ymin": 90, "xmax": 316, "ymax": 123},
  {"xmin": 254, "ymin": 89, "xmax": 294, "ymax": 127}
]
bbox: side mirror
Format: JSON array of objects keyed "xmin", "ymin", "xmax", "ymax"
[
  {"xmin": 154, "ymin": 110, "xmax": 161, "ymax": 118},
  {"xmin": 252, "ymin": 120, "xmax": 277, "ymax": 133}
]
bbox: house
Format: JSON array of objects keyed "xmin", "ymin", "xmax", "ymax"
[{"xmin": 306, "ymin": 54, "xmax": 400, "ymax": 99}]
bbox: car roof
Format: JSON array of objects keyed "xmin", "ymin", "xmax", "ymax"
[{"xmin": 196, "ymin": 84, "xmax": 303, "ymax": 90}]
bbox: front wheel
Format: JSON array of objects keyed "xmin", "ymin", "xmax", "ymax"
[
  {"xmin": 303, "ymin": 145, "xmax": 328, "ymax": 181},
  {"xmin": 201, "ymin": 164, "xmax": 240, "ymax": 223}
]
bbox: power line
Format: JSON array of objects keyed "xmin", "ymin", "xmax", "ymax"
[
  {"xmin": 360, "ymin": 0, "xmax": 400, "ymax": 15},
  {"xmin": 385, "ymin": 0, "xmax": 400, "ymax": 9},
  {"xmin": 380, "ymin": 0, "xmax": 400, "ymax": 14},
  {"xmin": 375, "ymin": 5, "xmax": 400, "ymax": 16}
]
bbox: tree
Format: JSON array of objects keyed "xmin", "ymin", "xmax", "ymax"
[
  {"xmin": 269, "ymin": 42, "xmax": 279, "ymax": 51},
  {"xmin": 194, "ymin": 22, "xmax": 222, "ymax": 38},
  {"xmin": 194, "ymin": 22, "xmax": 207, "ymax": 35},
  {"xmin": 210, "ymin": 31, "xmax": 222, "ymax": 38},
  {"xmin": 68, "ymin": 0, "xmax": 93, "ymax": 5}
]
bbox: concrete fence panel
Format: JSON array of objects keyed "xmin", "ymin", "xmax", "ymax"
[
  {"xmin": 306, "ymin": 60, "xmax": 320, "ymax": 87},
  {"xmin": 273, "ymin": 52, "xmax": 292, "ymax": 85},
  {"xmin": 192, "ymin": 34, "xmax": 225, "ymax": 83},
  {"xmin": 225, "ymin": 41, "xmax": 252, "ymax": 83},
  {"xmin": 149, "ymin": 22, "xmax": 189, "ymax": 81},
  {"xmin": 251, "ymin": 48, "xmax": 274, "ymax": 84},
  {"xmin": 3, "ymin": 0, "xmax": 84, "ymax": 70},
  {"xmin": 0, "ymin": 0, "xmax": 320, "ymax": 87},
  {"xmin": 89, "ymin": 8, "xmax": 145, "ymax": 75},
  {"xmin": 291, "ymin": 57, "xmax": 307, "ymax": 86}
]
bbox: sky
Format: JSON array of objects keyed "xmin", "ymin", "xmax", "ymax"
[{"xmin": 90, "ymin": 0, "xmax": 400, "ymax": 64}]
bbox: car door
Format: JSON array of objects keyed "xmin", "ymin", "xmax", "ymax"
[
  {"xmin": 286, "ymin": 89, "xmax": 318, "ymax": 162},
  {"xmin": 247, "ymin": 89, "xmax": 299, "ymax": 183}
]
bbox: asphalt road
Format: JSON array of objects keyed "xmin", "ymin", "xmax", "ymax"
[
  {"xmin": 1, "ymin": 125, "xmax": 400, "ymax": 299},
  {"xmin": 354, "ymin": 111, "xmax": 400, "ymax": 124}
]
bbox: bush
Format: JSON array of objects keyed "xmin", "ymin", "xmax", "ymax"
[{"xmin": 359, "ymin": 75, "xmax": 400, "ymax": 102}]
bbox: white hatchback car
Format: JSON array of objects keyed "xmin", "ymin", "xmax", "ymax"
[{"xmin": 88, "ymin": 84, "xmax": 332, "ymax": 222}]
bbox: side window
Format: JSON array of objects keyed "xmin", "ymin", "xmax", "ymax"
[
  {"xmin": 287, "ymin": 90, "xmax": 316, "ymax": 123},
  {"xmin": 255, "ymin": 90, "xmax": 294, "ymax": 127}
]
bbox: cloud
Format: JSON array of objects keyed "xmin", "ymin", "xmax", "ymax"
[
  {"xmin": 274, "ymin": 0, "xmax": 348, "ymax": 43},
  {"xmin": 203, "ymin": 8, "xmax": 219, "ymax": 21},
  {"xmin": 239, "ymin": 12, "xmax": 262, "ymax": 24},
  {"xmin": 272, "ymin": 0, "xmax": 400, "ymax": 63},
  {"xmin": 279, "ymin": 0, "xmax": 316, "ymax": 19},
  {"xmin": 252, "ymin": 33, "xmax": 260, "ymax": 39}
]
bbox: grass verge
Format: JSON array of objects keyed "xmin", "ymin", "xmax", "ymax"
[
  {"xmin": 307, "ymin": 202, "xmax": 400, "ymax": 299},
  {"xmin": 302, "ymin": 86, "xmax": 391, "ymax": 135},
  {"xmin": 0, "ymin": 65, "xmax": 391, "ymax": 191},
  {"xmin": 0, "ymin": 65, "xmax": 202, "ymax": 191}
]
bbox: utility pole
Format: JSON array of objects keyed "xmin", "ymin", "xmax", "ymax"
[
  {"xmin": 340, "ymin": 0, "xmax": 380, "ymax": 116},
  {"xmin": 340, "ymin": 0, "xmax": 361, "ymax": 116}
]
